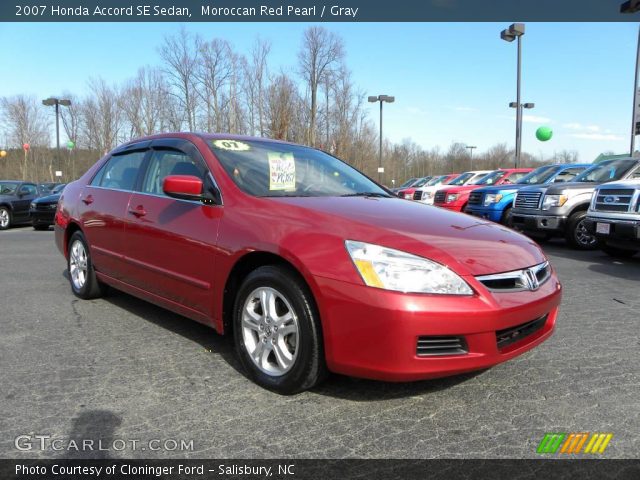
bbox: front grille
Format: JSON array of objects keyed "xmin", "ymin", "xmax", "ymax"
[
  {"xmin": 475, "ymin": 261, "xmax": 551, "ymax": 292},
  {"xmin": 514, "ymin": 191, "xmax": 542, "ymax": 209},
  {"xmin": 593, "ymin": 188, "xmax": 636, "ymax": 213},
  {"xmin": 35, "ymin": 203, "xmax": 56, "ymax": 211},
  {"xmin": 397, "ymin": 192, "xmax": 404, "ymax": 198},
  {"xmin": 468, "ymin": 191, "xmax": 483, "ymax": 205},
  {"xmin": 434, "ymin": 191, "xmax": 447, "ymax": 204},
  {"xmin": 413, "ymin": 190, "xmax": 423, "ymax": 201},
  {"xmin": 496, "ymin": 314, "xmax": 548, "ymax": 350},
  {"xmin": 417, "ymin": 336, "xmax": 468, "ymax": 356}
]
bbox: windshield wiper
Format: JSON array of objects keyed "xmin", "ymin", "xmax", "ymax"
[{"xmin": 340, "ymin": 192, "xmax": 392, "ymax": 198}]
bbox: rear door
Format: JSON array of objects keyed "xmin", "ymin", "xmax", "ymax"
[
  {"xmin": 124, "ymin": 138, "xmax": 222, "ymax": 318},
  {"xmin": 78, "ymin": 144, "xmax": 149, "ymax": 280}
]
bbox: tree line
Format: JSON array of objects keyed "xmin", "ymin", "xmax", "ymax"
[{"xmin": 0, "ymin": 26, "xmax": 580, "ymax": 184}]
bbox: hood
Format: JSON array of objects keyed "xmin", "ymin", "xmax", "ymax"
[
  {"xmin": 271, "ymin": 196, "xmax": 546, "ymax": 276},
  {"xmin": 439, "ymin": 184, "xmax": 484, "ymax": 194},
  {"xmin": 33, "ymin": 193, "xmax": 61, "ymax": 204},
  {"xmin": 545, "ymin": 181, "xmax": 599, "ymax": 195},
  {"xmin": 475, "ymin": 184, "xmax": 526, "ymax": 195}
]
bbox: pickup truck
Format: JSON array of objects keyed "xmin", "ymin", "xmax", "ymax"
[
  {"xmin": 466, "ymin": 164, "xmax": 590, "ymax": 226},
  {"xmin": 432, "ymin": 168, "xmax": 532, "ymax": 213},
  {"xmin": 414, "ymin": 171, "xmax": 490, "ymax": 204},
  {"xmin": 584, "ymin": 179, "xmax": 640, "ymax": 258},
  {"xmin": 511, "ymin": 158, "xmax": 640, "ymax": 249},
  {"xmin": 396, "ymin": 176, "xmax": 432, "ymax": 199}
]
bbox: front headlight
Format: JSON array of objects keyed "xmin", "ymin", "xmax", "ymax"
[
  {"xmin": 30, "ymin": 202, "xmax": 36, "ymax": 209},
  {"xmin": 404, "ymin": 193, "xmax": 413, "ymax": 199},
  {"xmin": 345, "ymin": 240, "xmax": 473, "ymax": 295},
  {"xmin": 484, "ymin": 193, "xmax": 503, "ymax": 206},
  {"xmin": 542, "ymin": 194, "xmax": 568, "ymax": 210},
  {"xmin": 445, "ymin": 193, "xmax": 458, "ymax": 203}
]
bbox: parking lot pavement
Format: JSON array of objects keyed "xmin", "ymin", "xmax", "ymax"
[{"xmin": 0, "ymin": 227, "xmax": 639, "ymax": 459}]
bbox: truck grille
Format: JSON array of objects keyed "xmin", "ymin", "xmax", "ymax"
[
  {"xmin": 434, "ymin": 191, "xmax": 447, "ymax": 204},
  {"xmin": 593, "ymin": 188, "xmax": 636, "ymax": 213},
  {"xmin": 413, "ymin": 190, "xmax": 423, "ymax": 201},
  {"xmin": 468, "ymin": 191, "xmax": 483, "ymax": 205},
  {"xmin": 496, "ymin": 314, "xmax": 548, "ymax": 350},
  {"xmin": 416, "ymin": 336, "xmax": 468, "ymax": 356},
  {"xmin": 514, "ymin": 191, "xmax": 542, "ymax": 209}
]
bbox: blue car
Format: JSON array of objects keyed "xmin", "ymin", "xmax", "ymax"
[{"xmin": 466, "ymin": 164, "xmax": 591, "ymax": 226}]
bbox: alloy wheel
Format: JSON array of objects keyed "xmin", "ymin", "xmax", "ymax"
[
  {"xmin": 0, "ymin": 209, "xmax": 9, "ymax": 228},
  {"xmin": 69, "ymin": 239, "xmax": 88, "ymax": 290}
]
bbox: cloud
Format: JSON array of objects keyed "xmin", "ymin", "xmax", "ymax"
[
  {"xmin": 406, "ymin": 106, "xmax": 427, "ymax": 115},
  {"xmin": 452, "ymin": 106, "xmax": 476, "ymax": 112},
  {"xmin": 563, "ymin": 122, "xmax": 601, "ymax": 132},
  {"xmin": 522, "ymin": 115, "xmax": 551, "ymax": 124},
  {"xmin": 570, "ymin": 133, "xmax": 624, "ymax": 141}
]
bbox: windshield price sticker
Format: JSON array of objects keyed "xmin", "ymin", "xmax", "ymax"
[
  {"xmin": 268, "ymin": 152, "xmax": 296, "ymax": 190},
  {"xmin": 212, "ymin": 140, "xmax": 251, "ymax": 151}
]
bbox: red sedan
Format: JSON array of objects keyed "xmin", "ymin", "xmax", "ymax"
[
  {"xmin": 55, "ymin": 134, "xmax": 561, "ymax": 394},
  {"xmin": 433, "ymin": 168, "xmax": 533, "ymax": 212}
]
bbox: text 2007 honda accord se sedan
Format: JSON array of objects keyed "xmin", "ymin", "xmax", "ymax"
[{"xmin": 55, "ymin": 133, "xmax": 561, "ymax": 393}]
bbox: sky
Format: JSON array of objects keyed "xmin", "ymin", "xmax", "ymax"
[{"xmin": 0, "ymin": 22, "xmax": 638, "ymax": 162}]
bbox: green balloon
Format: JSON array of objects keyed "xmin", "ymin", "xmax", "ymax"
[
  {"xmin": 536, "ymin": 126, "xmax": 553, "ymax": 142},
  {"xmin": 67, "ymin": 141, "xmax": 75, "ymax": 149}
]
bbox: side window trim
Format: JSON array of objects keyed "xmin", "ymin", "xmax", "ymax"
[{"xmin": 89, "ymin": 149, "xmax": 151, "ymax": 192}]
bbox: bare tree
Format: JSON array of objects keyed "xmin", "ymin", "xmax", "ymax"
[
  {"xmin": 298, "ymin": 26, "xmax": 344, "ymax": 146},
  {"xmin": 159, "ymin": 28, "xmax": 199, "ymax": 131},
  {"xmin": 121, "ymin": 67, "xmax": 169, "ymax": 137},
  {"xmin": 243, "ymin": 38, "xmax": 271, "ymax": 136},
  {"xmin": 81, "ymin": 78, "xmax": 123, "ymax": 154},
  {"xmin": 266, "ymin": 73, "xmax": 299, "ymax": 140}
]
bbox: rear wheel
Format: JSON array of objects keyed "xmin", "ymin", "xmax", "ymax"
[
  {"xmin": 67, "ymin": 231, "xmax": 106, "ymax": 299},
  {"xmin": 233, "ymin": 265, "xmax": 326, "ymax": 394},
  {"xmin": 602, "ymin": 244, "xmax": 638, "ymax": 259},
  {"xmin": 0, "ymin": 207, "xmax": 11, "ymax": 230},
  {"xmin": 565, "ymin": 211, "xmax": 599, "ymax": 250}
]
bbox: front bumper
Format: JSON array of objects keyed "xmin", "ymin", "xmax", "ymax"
[
  {"xmin": 434, "ymin": 203, "xmax": 464, "ymax": 212},
  {"xmin": 466, "ymin": 206, "xmax": 503, "ymax": 223},
  {"xmin": 30, "ymin": 207, "xmax": 56, "ymax": 225},
  {"xmin": 313, "ymin": 274, "xmax": 562, "ymax": 382},
  {"xmin": 584, "ymin": 217, "xmax": 640, "ymax": 248},
  {"xmin": 511, "ymin": 212, "xmax": 567, "ymax": 232}
]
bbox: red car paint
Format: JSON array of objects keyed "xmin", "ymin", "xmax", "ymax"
[
  {"xmin": 433, "ymin": 168, "xmax": 533, "ymax": 212},
  {"xmin": 55, "ymin": 134, "xmax": 561, "ymax": 382}
]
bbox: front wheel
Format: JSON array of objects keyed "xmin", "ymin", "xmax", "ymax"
[
  {"xmin": 233, "ymin": 265, "xmax": 326, "ymax": 394},
  {"xmin": 67, "ymin": 231, "xmax": 106, "ymax": 299},
  {"xmin": 602, "ymin": 244, "xmax": 638, "ymax": 259},
  {"xmin": 0, "ymin": 207, "xmax": 11, "ymax": 230},
  {"xmin": 501, "ymin": 207, "xmax": 514, "ymax": 228},
  {"xmin": 565, "ymin": 211, "xmax": 600, "ymax": 250}
]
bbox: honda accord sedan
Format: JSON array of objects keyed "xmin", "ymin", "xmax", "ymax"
[{"xmin": 55, "ymin": 133, "xmax": 562, "ymax": 393}]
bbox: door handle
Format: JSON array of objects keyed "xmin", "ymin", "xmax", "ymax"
[
  {"xmin": 128, "ymin": 205, "xmax": 147, "ymax": 217},
  {"xmin": 82, "ymin": 195, "xmax": 94, "ymax": 205}
]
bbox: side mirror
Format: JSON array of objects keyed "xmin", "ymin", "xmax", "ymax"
[{"xmin": 163, "ymin": 175, "xmax": 204, "ymax": 201}]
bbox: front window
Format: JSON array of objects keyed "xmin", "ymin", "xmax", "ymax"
[
  {"xmin": 475, "ymin": 171, "xmax": 506, "ymax": 185},
  {"xmin": 573, "ymin": 159, "xmax": 636, "ymax": 183},
  {"xmin": 0, "ymin": 182, "xmax": 19, "ymax": 195},
  {"xmin": 426, "ymin": 175, "xmax": 447, "ymax": 186},
  {"xmin": 209, "ymin": 139, "xmax": 390, "ymax": 198},
  {"xmin": 517, "ymin": 166, "xmax": 559, "ymax": 185},
  {"xmin": 448, "ymin": 172, "xmax": 474, "ymax": 186},
  {"xmin": 399, "ymin": 178, "xmax": 416, "ymax": 188}
]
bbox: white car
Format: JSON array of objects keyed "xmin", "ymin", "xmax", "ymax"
[{"xmin": 415, "ymin": 171, "xmax": 492, "ymax": 204}]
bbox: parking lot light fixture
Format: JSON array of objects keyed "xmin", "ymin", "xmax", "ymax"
[
  {"xmin": 42, "ymin": 97, "xmax": 71, "ymax": 178},
  {"xmin": 368, "ymin": 94, "xmax": 395, "ymax": 184}
]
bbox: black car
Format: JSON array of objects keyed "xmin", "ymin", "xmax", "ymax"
[
  {"xmin": 30, "ymin": 183, "xmax": 66, "ymax": 230},
  {"xmin": 0, "ymin": 180, "xmax": 40, "ymax": 230},
  {"xmin": 38, "ymin": 182, "xmax": 64, "ymax": 195}
]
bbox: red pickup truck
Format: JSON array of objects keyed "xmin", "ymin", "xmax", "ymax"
[{"xmin": 433, "ymin": 168, "xmax": 533, "ymax": 212}]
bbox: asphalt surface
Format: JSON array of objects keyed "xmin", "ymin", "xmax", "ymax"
[{"xmin": 1, "ymin": 226, "xmax": 639, "ymax": 459}]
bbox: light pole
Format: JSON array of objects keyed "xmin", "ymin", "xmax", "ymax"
[
  {"xmin": 465, "ymin": 145, "xmax": 477, "ymax": 169},
  {"xmin": 42, "ymin": 97, "xmax": 71, "ymax": 179},
  {"xmin": 368, "ymin": 94, "xmax": 395, "ymax": 184},
  {"xmin": 621, "ymin": 2, "xmax": 640, "ymax": 155},
  {"xmin": 500, "ymin": 23, "xmax": 534, "ymax": 168}
]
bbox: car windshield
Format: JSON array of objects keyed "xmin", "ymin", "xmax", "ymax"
[
  {"xmin": 412, "ymin": 177, "xmax": 430, "ymax": 188},
  {"xmin": 516, "ymin": 165, "xmax": 559, "ymax": 185},
  {"xmin": 0, "ymin": 182, "xmax": 19, "ymax": 195},
  {"xmin": 208, "ymin": 139, "xmax": 392, "ymax": 198},
  {"xmin": 426, "ymin": 175, "xmax": 447, "ymax": 186},
  {"xmin": 448, "ymin": 172, "xmax": 475, "ymax": 186},
  {"xmin": 572, "ymin": 159, "xmax": 637, "ymax": 183},
  {"xmin": 475, "ymin": 171, "xmax": 506, "ymax": 185},
  {"xmin": 52, "ymin": 184, "xmax": 66, "ymax": 194},
  {"xmin": 399, "ymin": 178, "xmax": 417, "ymax": 188}
]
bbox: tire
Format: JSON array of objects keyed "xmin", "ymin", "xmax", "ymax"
[
  {"xmin": 0, "ymin": 206, "xmax": 11, "ymax": 230},
  {"xmin": 67, "ymin": 231, "xmax": 105, "ymax": 299},
  {"xmin": 565, "ymin": 210, "xmax": 600, "ymax": 250},
  {"xmin": 501, "ymin": 207, "xmax": 513, "ymax": 228},
  {"xmin": 233, "ymin": 265, "xmax": 326, "ymax": 394},
  {"xmin": 602, "ymin": 244, "xmax": 638, "ymax": 259},
  {"xmin": 33, "ymin": 223, "xmax": 50, "ymax": 231}
]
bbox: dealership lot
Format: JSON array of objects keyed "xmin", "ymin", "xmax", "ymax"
[{"xmin": 0, "ymin": 227, "xmax": 638, "ymax": 459}]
